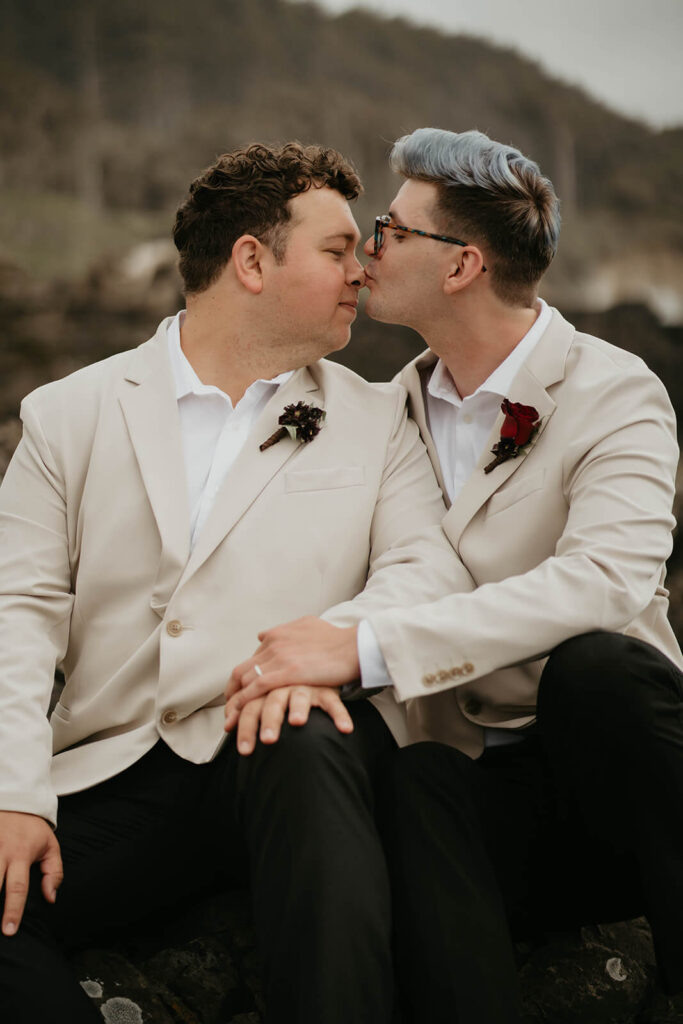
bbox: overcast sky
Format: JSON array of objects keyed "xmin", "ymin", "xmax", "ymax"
[{"xmin": 293, "ymin": 0, "xmax": 683, "ymax": 130}]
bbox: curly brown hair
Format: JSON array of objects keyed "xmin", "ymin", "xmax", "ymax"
[{"xmin": 173, "ymin": 142, "xmax": 362, "ymax": 295}]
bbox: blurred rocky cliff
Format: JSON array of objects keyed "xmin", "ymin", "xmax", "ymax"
[{"xmin": 1, "ymin": 0, "xmax": 682, "ymax": 294}]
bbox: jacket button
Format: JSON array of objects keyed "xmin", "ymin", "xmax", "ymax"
[
  {"xmin": 167, "ymin": 619, "xmax": 183, "ymax": 637},
  {"xmin": 464, "ymin": 698, "xmax": 482, "ymax": 716},
  {"xmin": 463, "ymin": 662, "xmax": 474, "ymax": 674},
  {"xmin": 162, "ymin": 709, "xmax": 178, "ymax": 725},
  {"xmin": 423, "ymin": 673, "xmax": 436, "ymax": 686}
]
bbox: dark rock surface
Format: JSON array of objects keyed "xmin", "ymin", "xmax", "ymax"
[
  {"xmin": 69, "ymin": 887, "xmax": 657, "ymax": 1024},
  {"xmin": 71, "ymin": 889, "xmax": 264, "ymax": 1024}
]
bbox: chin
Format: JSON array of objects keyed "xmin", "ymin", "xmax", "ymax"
[
  {"xmin": 365, "ymin": 304, "xmax": 392, "ymax": 325},
  {"xmin": 303, "ymin": 331, "xmax": 351, "ymax": 364},
  {"xmin": 328, "ymin": 330, "xmax": 352, "ymax": 353}
]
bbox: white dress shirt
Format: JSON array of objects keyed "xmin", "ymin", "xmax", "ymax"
[
  {"xmin": 358, "ymin": 300, "xmax": 552, "ymax": 743},
  {"xmin": 423, "ymin": 300, "xmax": 552, "ymax": 504},
  {"xmin": 167, "ymin": 312, "xmax": 293, "ymax": 549}
]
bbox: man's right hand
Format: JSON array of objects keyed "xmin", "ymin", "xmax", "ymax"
[{"xmin": 0, "ymin": 811, "xmax": 63, "ymax": 936}]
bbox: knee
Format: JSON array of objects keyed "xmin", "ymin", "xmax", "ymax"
[
  {"xmin": 539, "ymin": 632, "xmax": 679, "ymax": 735},
  {"xmin": 237, "ymin": 708, "xmax": 362, "ymax": 797}
]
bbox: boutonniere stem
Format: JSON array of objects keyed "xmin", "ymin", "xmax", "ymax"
[
  {"xmin": 484, "ymin": 399, "xmax": 540, "ymax": 474},
  {"xmin": 260, "ymin": 401, "xmax": 326, "ymax": 451}
]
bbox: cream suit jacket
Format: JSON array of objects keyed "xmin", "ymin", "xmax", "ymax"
[
  {"xmin": 368, "ymin": 307, "xmax": 683, "ymax": 758},
  {"xmin": 0, "ymin": 318, "xmax": 471, "ymax": 825}
]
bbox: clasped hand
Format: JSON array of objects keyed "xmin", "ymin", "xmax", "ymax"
[{"xmin": 224, "ymin": 616, "xmax": 360, "ymax": 754}]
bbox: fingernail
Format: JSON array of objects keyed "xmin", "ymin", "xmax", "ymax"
[
  {"xmin": 261, "ymin": 729, "xmax": 275, "ymax": 741},
  {"xmin": 239, "ymin": 741, "xmax": 251, "ymax": 754},
  {"xmin": 4, "ymin": 922, "xmax": 16, "ymax": 936}
]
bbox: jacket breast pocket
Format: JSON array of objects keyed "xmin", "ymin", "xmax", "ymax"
[
  {"xmin": 486, "ymin": 468, "xmax": 546, "ymax": 517},
  {"xmin": 284, "ymin": 466, "xmax": 365, "ymax": 493}
]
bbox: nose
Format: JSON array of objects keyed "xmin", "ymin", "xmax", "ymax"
[
  {"xmin": 363, "ymin": 234, "xmax": 375, "ymax": 257},
  {"xmin": 348, "ymin": 254, "xmax": 365, "ymax": 287}
]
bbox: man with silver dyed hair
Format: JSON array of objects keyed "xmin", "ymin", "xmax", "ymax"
[{"xmin": 226, "ymin": 127, "xmax": 683, "ymax": 1024}]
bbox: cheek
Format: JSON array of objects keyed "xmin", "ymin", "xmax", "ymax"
[{"xmin": 280, "ymin": 278, "xmax": 341, "ymax": 323}]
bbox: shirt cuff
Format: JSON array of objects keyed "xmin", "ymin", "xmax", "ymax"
[{"xmin": 357, "ymin": 620, "xmax": 393, "ymax": 690}]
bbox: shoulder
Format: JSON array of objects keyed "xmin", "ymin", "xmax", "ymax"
[
  {"xmin": 20, "ymin": 327, "xmax": 167, "ymax": 425},
  {"xmin": 311, "ymin": 358, "xmax": 407, "ymax": 417},
  {"xmin": 568, "ymin": 325, "xmax": 660, "ymax": 375},
  {"xmin": 562, "ymin": 323, "xmax": 674, "ymax": 416},
  {"xmin": 531, "ymin": 308, "xmax": 673, "ymax": 414},
  {"xmin": 23, "ymin": 349, "xmax": 134, "ymax": 410},
  {"xmin": 541, "ymin": 319, "xmax": 679, "ymax": 475}
]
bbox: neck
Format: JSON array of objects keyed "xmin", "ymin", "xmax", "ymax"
[
  {"xmin": 424, "ymin": 297, "xmax": 539, "ymax": 398},
  {"xmin": 180, "ymin": 301, "xmax": 291, "ymax": 405}
]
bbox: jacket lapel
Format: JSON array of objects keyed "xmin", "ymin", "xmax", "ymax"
[
  {"xmin": 397, "ymin": 350, "xmax": 449, "ymax": 500},
  {"xmin": 440, "ymin": 309, "xmax": 575, "ymax": 551},
  {"xmin": 423, "ymin": 309, "xmax": 573, "ymax": 557},
  {"xmin": 177, "ymin": 365, "xmax": 322, "ymax": 587},
  {"xmin": 119, "ymin": 319, "xmax": 191, "ymax": 616},
  {"xmin": 442, "ymin": 368, "xmax": 556, "ymax": 550}
]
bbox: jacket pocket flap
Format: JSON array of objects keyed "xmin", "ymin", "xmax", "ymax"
[
  {"xmin": 285, "ymin": 466, "xmax": 365, "ymax": 492},
  {"xmin": 486, "ymin": 468, "xmax": 546, "ymax": 517}
]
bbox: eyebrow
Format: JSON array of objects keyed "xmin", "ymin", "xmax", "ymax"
[{"xmin": 322, "ymin": 231, "xmax": 360, "ymax": 243}]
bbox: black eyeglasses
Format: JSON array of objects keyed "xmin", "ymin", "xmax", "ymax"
[{"xmin": 373, "ymin": 214, "xmax": 486, "ymax": 271}]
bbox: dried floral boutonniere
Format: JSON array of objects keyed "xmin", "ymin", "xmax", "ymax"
[
  {"xmin": 484, "ymin": 399, "xmax": 540, "ymax": 474},
  {"xmin": 260, "ymin": 401, "xmax": 326, "ymax": 451}
]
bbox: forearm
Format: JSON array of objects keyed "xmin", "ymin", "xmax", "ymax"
[{"xmin": 324, "ymin": 402, "xmax": 474, "ymax": 626}]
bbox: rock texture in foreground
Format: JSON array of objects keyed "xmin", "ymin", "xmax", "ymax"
[{"xmin": 70, "ymin": 888, "xmax": 656, "ymax": 1023}]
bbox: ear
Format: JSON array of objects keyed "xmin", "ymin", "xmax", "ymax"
[
  {"xmin": 232, "ymin": 235, "xmax": 266, "ymax": 295},
  {"xmin": 443, "ymin": 246, "xmax": 487, "ymax": 295}
]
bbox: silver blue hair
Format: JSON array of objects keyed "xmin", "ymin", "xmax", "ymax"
[{"xmin": 390, "ymin": 127, "xmax": 561, "ymax": 256}]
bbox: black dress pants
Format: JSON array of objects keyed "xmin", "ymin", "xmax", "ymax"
[
  {"xmin": 380, "ymin": 632, "xmax": 683, "ymax": 1024},
  {"xmin": 0, "ymin": 700, "xmax": 396, "ymax": 1024}
]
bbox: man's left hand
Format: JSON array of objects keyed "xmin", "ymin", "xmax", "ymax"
[
  {"xmin": 224, "ymin": 617, "xmax": 359, "ymax": 730},
  {"xmin": 225, "ymin": 684, "xmax": 354, "ymax": 755}
]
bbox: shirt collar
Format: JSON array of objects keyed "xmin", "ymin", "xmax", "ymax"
[
  {"xmin": 428, "ymin": 298, "xmax": 552, "ymax": 406},
  {"xmin": 167, "ymin": 310, "xmax": 293, "ymax": 400}
]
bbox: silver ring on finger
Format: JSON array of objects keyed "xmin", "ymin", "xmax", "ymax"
[{"xmin": 254, "ymin": 664, "xmax": 264, "ymax": 678}]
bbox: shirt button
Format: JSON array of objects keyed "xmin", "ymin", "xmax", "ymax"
[
  {"xmin": 161, "ymin": 709, "xmax": 178, "ymax": 725},
  {"xmin": 167, "ymin": 619, "xmax": 183, "ymax": 637}
]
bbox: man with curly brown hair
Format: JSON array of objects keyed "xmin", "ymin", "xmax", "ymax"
[{"xmin": 0, "ymin": 141, "xmax": 466, "ymax": 1022}]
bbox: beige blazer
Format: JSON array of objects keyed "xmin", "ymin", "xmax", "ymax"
[
  {"xmin": 0, "ymin": 318, "xmax": 470, "ymax": 824},
  {"xmin": 368, "ymin": 308, "xmax": 683, "ymax": 757}
]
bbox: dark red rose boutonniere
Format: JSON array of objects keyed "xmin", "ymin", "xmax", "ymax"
[
  {"xmin": 260, "ymin": 401, "xmax": 326, "ymax": 451},
  {"xmin": 484, "ymin": 399, "xmax": 540, "ymax": 474}
]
